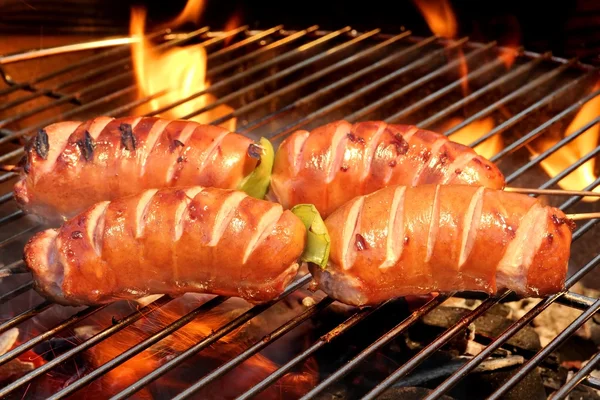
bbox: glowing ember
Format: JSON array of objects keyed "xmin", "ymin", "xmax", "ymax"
[
  {"xmin": 442, "ymin": 117, "xmax": 502, "ymax": 159},
  {"xmin": 533, "ymin": 86, "xmax": 600, "ymax": 202},
  {"xmin": 130, "ymin": 2, "xmax": 236, "ymax": 131}
]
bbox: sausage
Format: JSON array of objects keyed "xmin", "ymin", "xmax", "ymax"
[
  {"xmin": 23, "ymin": 186, "xmax": 306, "ymax": 306},
  {"xmin": 14, "ymin": 116, "xmax": 260, "ymax": 223},
  {"xmin": 269, "ymin": 120, "xmax": 506, "ymax": 218},
  {"xmin": 309, "ymin": 184, "xmax": 573, "ymax": 307}
]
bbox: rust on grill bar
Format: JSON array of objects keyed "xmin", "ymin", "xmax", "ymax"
[{"xmin": 0, "ymin": 16, "xmax": 599, "ymax": 400}]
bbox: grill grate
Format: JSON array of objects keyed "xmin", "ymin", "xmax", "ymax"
[{"xmin": 0, "ymin": 26, "xmax": 599, "ymax": 399}]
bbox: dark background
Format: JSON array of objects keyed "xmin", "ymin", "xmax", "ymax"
[{"xmin": 0, "ymin": 0, "xmax": 599, "ymax": 64}]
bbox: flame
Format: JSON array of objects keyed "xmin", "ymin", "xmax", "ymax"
[
  {"xmin": 170, "ymin": 0, "xmax": 206, "ymax": 27},
  {"xmin": 533, "ymin": 86, "xmax": 600, "ymax": 202},
  {"xmin": 412, "ymin": 0, "xmax": 471, "ymax": 98},
  {"xmin": 77, "ymin": 297, "xmax": 316, "ymax": 398},
  {"xmin": 442, "ymin": 117, "xmax": 502, "ymax": 159},
  {"xmin": 130, "ymin": 2, "xmax": 236, "ymax": 131},
  {"xmin": 412, "ymin": 0, "xmax": 457, "ymax": 38}
]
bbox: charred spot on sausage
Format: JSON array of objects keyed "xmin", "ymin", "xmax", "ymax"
[
  {"xmin": 77, "ymin": 131, "xmax": 95, "ymax": 162},
  {"xmin": 392, "ymin": 134, "xmax": 409, "ymax": 155},
  {"xmin": 34, "ymin": 129, "xmax": 49, "ymax": 160},
  {"xmin": 438, "ymin": 151, "xmax": 450, "ymax": 166},
  {"xmin": 546, "ymin": 233, "xmax": 554, "ymax": 244},
  {"xmin": 340, "ymin": 165, "xmax": 349, "ymax": 172},
  {"xmin": 420, "ymin": 150, "xmax": 431, "ymax": 163},
  {"xmin": 472, "ymin": 158, "xmax": 484, "ymax": 166},
  {"xmin": 355, "ymin": 234, "xmax": 368, "ymax": 251},
  {"xmin": 404, "ymin": 236, "xmax": 410, "ymax": 245},
  {"xmin": 552, "ymin": 214, "xmax": 577, "ymax": 231},
  {"xmin": 347, "ymin": 133, "xmax": 366, "ymax": 145},
  {"xmin": 247, "ymin": 143, "xmax": 263, "ymax": 159},
  {"xmin": 169, "ymin": 139, "xmax": 185, "ymax": 153},
  {"xmin": 71, "ymin": 231, "xmax": 83, "ymax": 239},
  {"xmin": 389, "ymin": 160, "xmax": 397, "ymax": 168},
  {"xmin": 455, "ymin": 169, "xmax": 462, "ymax": 175},
  {"xmin": 177, "ymin": 156, "xmax": 186, "ymax": 163},
  {"xmin": 119, "ymin": 123, "xmax": 137, "ymax": 151}
]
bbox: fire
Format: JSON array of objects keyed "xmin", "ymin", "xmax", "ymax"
[
  {"xmin": 533, "ymin": 87, "xmax": 600, "ymax": 202},
  {"xmin": 170, "ymin": 0, "xmax": 206, "ymax": 27},
  {"xmin": 76, "ymin": 296, "xmax": 316, "ymax": 398},
  {"xmin": 130, "ymin": 1, "xmax": 236, "ymax": 131},
  {"xmin": 442, "ymin": 117, "xmax": 502, "ymax": 159},
  {"xmin": 412, "ymin": 0, "xmax": 457, "ymax": 38},
  {"xmin": 412, "ymin": 0, "xmax": 470, "ymax": 97}
]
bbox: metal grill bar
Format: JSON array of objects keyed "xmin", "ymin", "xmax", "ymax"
[
  {"xmin": 239, "ymin": 35, "xmax": 439, "ymax": 135},
  {"xmin": 505, "ymin": 116, "xmax": 600, "ymax": 183},
  {"xmin": 0, "ymin": 28, "xmax": 598, "ymax": 400},
  {"xmin": 268, "ymin": 37, "xmax": 470, "ymax": 140},
  {"xmin": 0, "ymin": 300, "xmax": 52, "ymax": 335},
  {"xmin": 149, "ymin": 27, "xmax": 351, "ymax": 118},
  {"xmin": 417, "ymin": 56, "xmax": 548, "ymax": 129},
  {"xmin": 490, "ymin": 88, "xmax": 600, "ymax": 162},
  {"xmin": 488, "ymin": 298, "xmax": 600, "ymax": 399},
  {"xmin": 47, "ymin": 296, "xmax": 229, "ymax": 400},
  {"xmin": 552, "ymin": 352, "xmax": 600, "ymax": 400},
  {"xmin": 209, "ymin": 30, "xmax": 413, "ymax": 128},
  {"xmin": 173, "ymin": 297, "xmax": 335, "ymax": 400},
  {"xmin": 111, "ymin": 274, "xmax": 312, "ymax": 400},
  {"xmin": 468, "ymin": 74, "xmax": 594, "ymax": 149},
  {"xmin": 385, "ymin": 54, "xmax": 511, "ymax": 124},
  {"xmin": 235, "ymin": 302, "xmax": 386, "ymax": 400},
  {"xmin": 0, "ymin": 281, "xmax": 33, "ymax": 304},
  {"xmin": 0, "ymin": 296, "xmax": 174, "ymax": 397},
  {"xmin": 424, "ymin": 250, "xmax": 600, "ymax": 400},
  {"xmin": 344, "ymin": 41, "xmax": 498, "ymax": 123},
  {"xmin": 0, "ymin": 305, "xmax": 106, "ymax": 367},
  {"xmin": 299, "ymin": 295, "xmax": 449, "ymax": 399}
]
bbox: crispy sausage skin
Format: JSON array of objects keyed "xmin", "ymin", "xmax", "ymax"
[
  {"xmin": 270, "ymin": 120, "xmax": 505, "ymax": 218},
  {"xmin": 24, "ymin": 186, "xmax": 306, "ymax": 306},
  {"xmin": 14, "ymin": 116, "xmax": 259, "ymax": 223},
  {"xmin": 310, "ymin": 184, "xmax": 573, "ymax": 307}
]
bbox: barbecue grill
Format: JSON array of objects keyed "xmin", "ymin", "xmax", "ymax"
[{"xmin": 0, "ymin": 17, "xmax": 599, "ymax": 400}]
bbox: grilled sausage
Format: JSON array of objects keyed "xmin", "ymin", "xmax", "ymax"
[
  {"xmin": 14, "ymin": 116, "xmax": 260, "ymax": 223},
  {"xmin": 309, "ymin": 184, "xmax": 573, "ymax": 307},
  {"xmin": 269, "ymin": 120, "xmax": 506, "ymax": 218},
  {"xmin": 24, "ymin": 186, "xmax": 306, "ymax": 306}
]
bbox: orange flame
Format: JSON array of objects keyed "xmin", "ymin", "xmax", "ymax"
[
  {"xmin": 170, "ymin": 0, "xmax": 206, "ymax": 27},
  {"xmin": 533, "ymin": 86, "xmax": 600, "ymax": 202},
  {"xmin": 442, "ymin": 117, "xmax": 502, "ymax": 159},
  {"xmin": 412, "ymin": 0, "xmax": 470, "ymax": 97},
  {"xmin": 130, "ymin": 1, "xmax": 236, "ymax": 131},
  {"xmin": 80, "ymin": 297, "xmax": 316, "ymax": 398},
  {"xmin": 412, "ymin": 0, "xmax": 457, "ymax": 38}
]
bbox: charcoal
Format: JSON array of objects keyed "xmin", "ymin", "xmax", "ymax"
[{"xmin": 421, "ymin": 304, "xmax": 541, "ymax": 352}]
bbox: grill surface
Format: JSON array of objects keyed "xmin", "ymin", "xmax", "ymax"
[{"xmin": 0, "ymin": 27, "xmax": 599, "ymax": 399}]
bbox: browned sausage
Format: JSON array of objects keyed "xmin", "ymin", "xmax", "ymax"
[
  {"xmin": 309, "ymin": 184, "xmax": 573, "ymax": 307},
  {"xmin": 23, "ymin": 186, "xmax": 306, "ymax": 306},
  {"xmin": 14, "ymin": 116, "xmax": 260, "ymax": 223},
  {"xmin": 269, "ymin": 120, "xmax": 505, "ymax": 218}
]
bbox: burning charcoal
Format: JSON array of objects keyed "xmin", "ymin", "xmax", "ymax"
[
  {"xmin": 0, "ymin": 328, "xmax": 19, "ymax": 355},
  {"xmin": 0, "ymin": 359, "xmax": 34, "ymax": 383},
  {"xmin": 422, "ymin": 304, "xmax": 541, "ymax": 353},
  {"xmin": 0, "ymin": 328, "xmax": 34, "ymax": 382}
]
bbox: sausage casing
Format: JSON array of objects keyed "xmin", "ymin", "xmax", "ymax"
[
  {"xmin": 270, "ymin": 120, "xmax": 505, "ymax": 218},
  {"xmin": 24, "ymin": 186, "xmax": 306, "ymax": 306},
  {"xmin": 14, "ymin": 116, "xmax": 259, "ymax": 222},
  {"xmin": 310, "ymin": 184, "xmax": 572, "ymax": 306}
]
